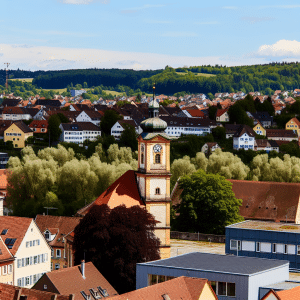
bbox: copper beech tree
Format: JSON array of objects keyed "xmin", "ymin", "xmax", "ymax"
[{"xmin": 73, "ymin": 204, "xmax": 160, "ymax": 294}]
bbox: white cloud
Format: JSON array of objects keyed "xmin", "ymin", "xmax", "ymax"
[
  {"xmin": 60, "ymin": 0, "xmax": 109, "ymax": 5},
  {"xmin": 257, "ymin": 40, "xmax": 300, "ymax": 58}
]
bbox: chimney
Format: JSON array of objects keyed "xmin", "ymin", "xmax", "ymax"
[{"xmin": 81, "ymin": 260, "xmax": 86, "ymax": 279}]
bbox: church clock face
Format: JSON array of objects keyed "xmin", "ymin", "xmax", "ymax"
[{"xmin": 153, "ymin": 144, "xmax": 162, "ymax": 153}]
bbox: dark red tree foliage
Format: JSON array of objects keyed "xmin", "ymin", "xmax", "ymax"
[{"xmin": 73, "ymin": 204, "xmax": 160, "ymax": 293}]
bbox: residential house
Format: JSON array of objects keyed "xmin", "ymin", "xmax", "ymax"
[
  {"xmin": 201, "ymin": 142, "xmax": 220, "ymax": 154},
  {"xmin": 182, "ymin": 109, "xmax": 207, "ymax": 119},
  {"xmin": 286, "ymin": 117, "xmax": 300, "ymax": 135},
  {"xmin": 160, "ymin": 116, "xmax": 216, "ymax": 138},
  {"xmin": 233, "ymin": 125, "xmax": 256, "ymax": 150},
  {"xmin": 0, "ymin": 121, "xmax": 13, "ymax": 140},
  {"xmin": 70, "ymin": 89, "xmax": 87, "ymax": 97},
  {"xmin": 76, "ymin": 110, "xmax": 102, "ymax": 126},
  {"xmin": 251, "ymin": 112, "xmax": 273, "ymax": 128},
  {"xmin": 111, "ymin": 119, "xmax": 142, "ymax": 139},
  {"xmin": 0, "ymin": 282, "xmax": 72, "ymax": 300},
  {"xmin": 35, "ymin": 99, "xmax": 63, "ymax": 108},
  {"xmin": 253, "ymin": 121, "xmax": 266, "ymax": 136},
  {"xmin": 0, "ymin": 216, "xmax": 51, "ymax": 288},
  {"xmin": 254, "ymin": 139, "xmax": 279, "ymax": 152},
  {"xmin": 216, "ymin": 109, "xmax": 229, "ymax": 122},
  {"xmin": 29, "ymin": 120, "xmax": 48, "ymax": 133},
  {"xmin": 224, "ymin": 124, "xmax": 242, "ymax": 139},
  {"xmin": 59, "ymin": 122, "xmax": 101, "ymax": 144},
  {"xmin": 32, "ymin": 261, "xmax": 118, "ymax": 299},
  {"xmin": 0, "ymin": 153, "xmax": 9, "ymax": 169},
  {"xmin": 226, "ymin": 220, "xmax": 300, "ymax": 271},
  {"xmin": 35, "ymin": 215, "xmax": 81, "ymax": 271},
  {"xmin": 110, "ymin": 276, "xmax": 217, "ymax": 300},
  {"xmin": 266, "ymin": 129, "xmax": 298, "ymax": 141},
  {"xmin": 4, "ymin": 121, "xmax": 33, "ymax": 148},
  {"xmin": 2, "ymin": 107, "xmax": 32, "ymax": 121},
  {"xmin": 0, "ymin": 236, "xmax": 14, "ymax": 284},
  {"xmin": 136, "ymin": 252, "xmax": 289, "ymax": 300}
]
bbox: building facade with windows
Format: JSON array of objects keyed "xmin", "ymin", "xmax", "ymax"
[
  {"xmin": 233, "ymin": 125, "xmax": 256, "ymax": 150},
  {"xmin": 35, "ymin": 215, "xmax": 82, "ymax": 271},
  {"xmin": 136, "ymin": 252, "xmax": 289, "ymax": 300},
  {"xmin": 4, "ymin": 121, "xmax": 33, "ymax": 148},
  {"xmin": 0, "ymin": 216, "xmax": 51, "ymax": 288},
  {"xmin": 59, "ymin": 122, "xmax": 101, "ymax": 144},
  {"xmin": 0, "ymin": 236, "xmax": 14, "ymax": 284},
  {"xmin": 226, "ymin": 220, "xmax": 300, "ymax": 270}
]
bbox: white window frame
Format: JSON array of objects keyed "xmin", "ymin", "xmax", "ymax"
[
  {"xmin": 3, "ymin": 265, "xmax": 7, "ymax": 275},
  {"xmin": 297, "ymin": 245, "xmax": 300, "ymax": 255},
  {"xmin": 272, "ymin": 243, "xmax": 276, "ymax": 253},
  {"xmin": 230, "ymin": 239, "xmax": 241, "ymax": 251}
]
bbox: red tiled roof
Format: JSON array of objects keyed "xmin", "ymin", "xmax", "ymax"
[
  {"xmin": 0, "ymin": 236, "xmax": 14, "ymax": 262},
  {"xmin": 35, "ymin": 215, "xmax": 81, "ymax": 248},
  {"xmin": 229, "ymin": 180, "xmax": 300, "ymax": 222},
  {"xmin": 289, "ymin": 117, "xmax": 300, "ymax": 127},
  {"xmin": 0, "ymin": 216, "xmax": 32, "ymax": 255},
  {"xmin": 77, "ymin": 170, "xmax": 144, "ymax": 216},
  {"xmin": 33, "ymin": 262, "xmax": 118, "ymax": 299},
  {"xmin": 216, "ymin": 109, "xmax": 228, "ymax": 117},
  {"xmin": 0, "ymin": 282, "xmax": 70, "ymax": 300},
  {"xmin": 29, "ymin": 120, "xmax": 48, "ymax": 129},
  {"xmin": 276, "ymin": 285, "xmax": 300, "ymax": 299},
  {"xmin": 108, "ymin": 276, "xmax": 217, "ymax": 300},
  {"xmin": 186, "ymin": 109, "xmax": 205, "ymax": 118}
]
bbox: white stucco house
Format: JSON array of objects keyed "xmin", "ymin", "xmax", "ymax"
[
  {"xmin": 0, "ymin": 216, "xmax": 51, "ymax": 288},
  {"xmin": 233, "ymin": 125, "xmax": 256, "ymax": 150},
  {"xmin": 111, "ymin": 119, "xmax": 142, "ymax": 139}
]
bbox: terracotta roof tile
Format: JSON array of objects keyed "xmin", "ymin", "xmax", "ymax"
[
  {"xmin": 34, "ymin": 262, "xmax": 118, "ymax": 299},
  {"xmin": 108, "ymin": 276, "xmax": 217, "ymax": 300},
  {"xmin": 216, "ymin": 109, "xmax": 228, "ymax": 117},
  {"xmin": 276, "ymin": 285, "xmax": 300, "ymax": 299},
  {"xmin": 0, "ymin": 236, "xmax": 13, "ymax": 261},
  {"xmin": 229, "ymin": 180, "xmax": 300, "ymax": 222},
  {"xmin": 35, "ymin": 215, "xmax": 81, "ymax": 248},
  {"xmin": 0, "ymin": 282, "xmax": 70, "ymax": 300},
  {"xmin": 0, "ymin": 216, "xmax": 32, "ymax": 255},
  {"xmin": 77, "ymin": 170, "xmax": 144, "ymax": 216},
  {"xmin": 0, "ymin": 169, "xmax": 8, "ymax": 190}
]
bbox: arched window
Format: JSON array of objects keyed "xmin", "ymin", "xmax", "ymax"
[
  {"xmin": 141, "ymin": 153, "xmax": 144, "ymax": 164},
  {"xmin": 155, "ymin": 188, "xmax": 160, "ymax": 195},
  {"xmin": 155, "ymin": 154, "xmax": 161, "ymax": 164}
]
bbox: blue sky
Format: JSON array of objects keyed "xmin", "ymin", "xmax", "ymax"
[{"xmin": 1, "ymin": 0, "xmax": 300, "ymax": 70}]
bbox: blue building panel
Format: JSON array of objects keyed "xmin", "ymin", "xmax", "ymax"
[
  {"xmin": 136, "ymin": 252, "xmax": 289, "ymax": 300},
  {"xmin": 226, "ymin": 220, "xmax": 300, "ymax": 270}
]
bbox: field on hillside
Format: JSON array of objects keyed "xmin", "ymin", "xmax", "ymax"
[
  {"xmin": 176, "ymin": 72, "xmax": 216, "ymax": 77},
  {"xmin": 11, "ymin": 78, "xmax": 33, "ymax": 82}
]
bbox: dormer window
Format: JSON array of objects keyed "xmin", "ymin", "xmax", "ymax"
[{"xmin": 45, "ymin": 230, "xmax": 50, "ymax": 240}]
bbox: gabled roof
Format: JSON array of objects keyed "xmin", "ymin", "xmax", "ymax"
[
  {"xmin": 0, "ymin": 216, "xmax": 32, "ymax": 255},
  {"xmin": 0, "ymin": 283, "xmax": 71, "ymax": 300},
  {"xmin": 77, "ymin": 170, "xmax": 144, "ymax": 216},
  {"xmin": 233, "ymin": 125, "xmax": 256, "ymax": 137},
  {"xmin": 216, "ymin": 108, "xmax": 228, "ymax": 117},
  {"xmin": 229, "ymin": 179, "xmax": 300, "ymax": 222},
  {"xmin": 29, "ymin": 120, "xmax": 48, "ymax": 129},
  {"xmin": 35, "ymin": 215, "xmax": 82, "ymax": 248},
  {"xmin": 185, "ymin": 109, "xmax": 206, "ymax": 118},
  {"xmin": 276, "ymin": 285, "xmax": 300, "ymax": 299},
  {"xmin": 5, "ymin": 121, "xmax": 32, "ymax": 134},
  {"xmin": 108, "ymin": 276, "xmax": 217, "ymax": 300},
  {"xmin": 289, "ymin": 117, "xmax": 300, "ymax": 126},
  {"xmin": 78, "ymin": 110, "xmax": 102, "ymax": 120},
  {"xmin": 117, "ymin": 119, "xmax": 138, "ymax": 129},
  {"xmin": 33, "ymin": 262, "xmax": 118, "ymax": 300}
]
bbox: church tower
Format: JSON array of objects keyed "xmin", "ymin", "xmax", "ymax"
[{"xmin": 136, "ymin": 84, "xmax": 171, "ymax": 259}]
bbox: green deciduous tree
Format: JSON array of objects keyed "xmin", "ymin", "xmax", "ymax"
[
  {"xmin": 119, "ymin": 124, "xmax": 138, "ymax": 152},
  {"xmin": 174, "ymin": 169, "xmax": 243, "ymax": 234},
  {"xmin": 100, "ymin": 110, "xmax": 123, "ymax": 136},
  {"xmin": 73, "ymin": 204, "xmax": 160, "ymax": 294}
]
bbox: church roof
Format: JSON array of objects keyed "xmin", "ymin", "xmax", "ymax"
[
  {"xmin": 140, "ymin": 131, "xmax": 173, "ymax": 140},
  {"xmin": 77, "ymin": 170, "xmax": 144, "ymax": 216}
]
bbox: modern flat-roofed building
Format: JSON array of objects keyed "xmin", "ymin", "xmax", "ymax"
[
  {"xmin": 136, "ymin": 252, "xmax": 289, "ymax": 300},
  {"xmin": 226, "ymin": 220, "xmax": 300, "ymax": 271}
]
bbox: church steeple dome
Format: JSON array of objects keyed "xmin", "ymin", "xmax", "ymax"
[{"xmin": 140, "ymin": 83, "xmax": 167, "ymax": 133}]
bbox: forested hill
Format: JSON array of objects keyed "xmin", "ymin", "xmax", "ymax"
[{"xmin": 2, "ymin": 62, "xmax": 300, "ymax": 95}]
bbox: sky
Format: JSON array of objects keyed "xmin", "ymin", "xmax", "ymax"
[{"xmin": 1, "ymin": 0, "xmax": 300, "ymax": 71}]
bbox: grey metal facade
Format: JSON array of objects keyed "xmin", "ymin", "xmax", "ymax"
[
  {"xmin": 136, "ymin": 252, "xmax": 289, "ymax": 300},
  {"xmin": 226, "ymin": 221, "xmax": 300, "ymax": 270}
]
